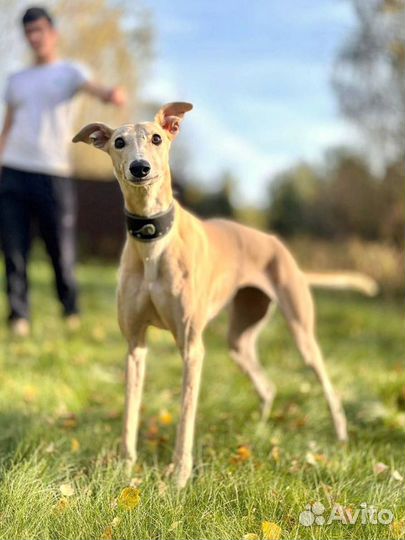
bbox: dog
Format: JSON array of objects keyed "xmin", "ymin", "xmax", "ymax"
[{"xmin": 73, "ymin": 102, "xmax": 377, "ymax": 487}]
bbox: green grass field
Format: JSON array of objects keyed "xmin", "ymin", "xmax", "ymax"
[{"xmin": 0, "ymin": 256, "xmax": 403, "ymax": 540}]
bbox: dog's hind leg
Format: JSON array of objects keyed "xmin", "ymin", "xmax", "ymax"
[
  {"xmin": 228, "ymin": 286, "xmax": 276, "ymax": 421},
  {"xmin": 269, "ymin": 252, "xmax": 348, "ymax": 441}
]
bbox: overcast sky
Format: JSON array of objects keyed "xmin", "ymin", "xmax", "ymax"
[{"xmin": 141, "ymin": 0, "xmax": 360, "ymax": 205}]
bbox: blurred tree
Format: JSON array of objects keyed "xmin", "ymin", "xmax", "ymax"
[
  {"xmin": 180, "ymin": 171, "xmax": 236, "ymax": 218},
  {"xmin": 54, "ymin": 0, "xmax": 153, "ymax": 178},
  {"xmin": 378, "ymin": 161, "xmax": 405, "ymax": 246},
  {"xmin": 322, "ymin": 150, "xmax": 380, "ymax": 239},
  {"xmin": 332, "ymin": 0, "xmax": 405, "ymax": 166},
  {"xmin": 266, "ymin": 147, "xmax": 404, "ymax": 244},
  {"xmin": 267, "ymin": 163, "xmax": 321, "ymax": 236}
]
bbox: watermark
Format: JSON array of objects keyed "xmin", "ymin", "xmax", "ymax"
[{"xmin": 299, "ymin": 502, "xmax": 394, "ymax": 527}]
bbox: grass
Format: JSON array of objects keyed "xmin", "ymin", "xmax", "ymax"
[{"xmin": 0, "ymin": 251, "xmax": 404, "ymax": 540}]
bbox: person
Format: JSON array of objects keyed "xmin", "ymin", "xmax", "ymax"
[{"xmin": 0, "ymin": 6, "xmax": 126, "ymax": 336}]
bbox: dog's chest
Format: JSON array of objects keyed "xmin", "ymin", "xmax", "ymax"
[{"xmin": 140, "ymin": 253, "xmax": 185, "ymax": 318}]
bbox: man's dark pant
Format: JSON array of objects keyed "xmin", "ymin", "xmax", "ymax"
[{"xmin": 0, "ymin": 166, "xmax": 79, "ymax": 321}]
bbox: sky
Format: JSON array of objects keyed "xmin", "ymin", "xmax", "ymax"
[{"xmin": 140, "ymin": 0, "xmax": 359, "ymax": 205}]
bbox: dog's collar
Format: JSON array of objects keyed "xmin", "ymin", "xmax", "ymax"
[{"xmin": 124, "ymin": 203, "xmax": 175, "ymax": 242}]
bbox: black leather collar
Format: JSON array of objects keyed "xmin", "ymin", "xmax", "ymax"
[{"xmin": 125, "ymin": 203, "xmax": 175, "ymax": 242}]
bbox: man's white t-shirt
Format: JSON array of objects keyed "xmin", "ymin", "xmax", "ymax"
[{"xmin": 2, "ymin": 60, "xmax": 90, "ymax": 177}]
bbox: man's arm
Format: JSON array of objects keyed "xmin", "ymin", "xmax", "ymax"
[
  {"xmin": 80, "ymin": 82, "xmax": 127, "ymax": 107},
  {"xmin": 0, "ymin": 105, "xmax": 14, "ymax": 159}
]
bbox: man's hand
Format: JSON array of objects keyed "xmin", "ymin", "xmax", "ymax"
[
  {"xmin": 108, "ymin": 86, "xmax": 127, "ymax": 107},
  {"xmin": 81, "ymin": 82, "xmax": 127, "ymax": 108}
]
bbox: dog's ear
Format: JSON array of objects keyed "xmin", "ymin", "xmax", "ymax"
[
  {"xmin": 72, "ymin": 123, "xmax": 114, "ymax": 151},
  {"xmin": 154, "ymin": 102, "xmax": 193, "ymax": 139}
]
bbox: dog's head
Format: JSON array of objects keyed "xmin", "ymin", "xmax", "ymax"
[{"xmin": 72, "ymin": 102, "xmax": 193, "ymax": 197}]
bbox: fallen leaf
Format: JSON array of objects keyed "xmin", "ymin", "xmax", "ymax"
[
  {"xmin": 242, "ymin": 534, "xmax": 259, "ymax": 540},
  {"xmin": 169, "ymin": 521, "xmax": 181, "ymax": 532},
  {"xmin": 271, "ymin": 446, "xmax": 281, "ymax": 463},
  {"xmin": 391, "ymin": 520, "xmax": 405, "ymax": 539},
  {"xmin": 44, "ymin": 442, "xmax": 55, "ymax": 454},
  {"xmin": 262, "ymin": 521, "xmax": 281, "ymax": 540},
  {"xmin": 289, "ymin": 459, "xmax": 301, "ymax": 473},
  {"xmin": 23, "ymin": 385, "xmax": 38, "ymax": 403},
  {"xmin": 117, "ymin": 487, "xmax": 141, "ymax": 510},
  {"xmin": 391, "ymin": 469, "xmax": 404, "ymax": 482},
  {"xmin": 111, "ymin": 517, "xmax": 121, "ymax": 528},
  {"xmin": 100, "ymin": 526, "xmax": 113, "ymax": 540},
  {"xmin": 59, "ymin": 483, "xmax": 75, "ymax": 497},
  {"xmin": 373, "ymin": 462, "xmax": 389, "ymax": 475},
  {"xmin": 305, "ymin": 451, "xmax": 327, "ymax": 466},
  {"xmin": 70, "ymin": 438, "xmax": 80, "ymax": 453},
  {"xmin": 159, "ymin": 409, "xmax": 173, "ymax": 426},
  {"xmin": 54, "ymin": 497, "xmax": 69, "ymax": 513},
  {"xmin": 231, "ymin": 445, "xmax": 252, "ymax": 464},
  {"xmin": 61, "ymin": 413, "xmax": 78, "ymax": 429}
]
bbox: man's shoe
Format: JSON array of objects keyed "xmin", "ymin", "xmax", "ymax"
[
  {"xmin": 66, "ymin": 314, "xmax": 81, "ymax": 331},
  {"xmin": 10, "ymin": 318, "xmax": 31, "ymax": 337}
]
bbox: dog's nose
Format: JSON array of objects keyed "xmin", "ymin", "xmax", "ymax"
[{"xmin": 129, "ymin": 159, "xmax": 151, "ymax": 179}]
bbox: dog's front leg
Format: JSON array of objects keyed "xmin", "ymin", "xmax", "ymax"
[
  {"xmin": 122, "ymin": 341, "xmax": 147, "ymax": 470},
  {"xmin": 173, "ymin": 337, "xmax": 205, "ymax": 488}
]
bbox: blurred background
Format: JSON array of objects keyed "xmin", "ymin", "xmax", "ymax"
[{"xmin": 0, "ymin": 0, "xmax": 403, "ymax": 293}]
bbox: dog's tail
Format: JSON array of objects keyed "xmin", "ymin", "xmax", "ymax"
[{"xmin": 305, "ymin": 271, "xmax": 379, "ymax": 296}]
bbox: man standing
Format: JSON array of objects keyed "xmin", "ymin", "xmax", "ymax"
[{"xmin": 0, "ymin": 6, "xmax": 126, "ymax": 336}]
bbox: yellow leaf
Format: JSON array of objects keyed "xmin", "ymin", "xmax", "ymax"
[
  {"xmin": 71, "ymin": 438, "xmax": 80, "ymax": 453},
  {"xmin": 391, "ymin": 520, "xmax": 405, "ymax": 539},
  {"xmin": 271, "ymin": 446, "xmax": 281, "ymax": 463},
  {"xmin": 262, "ymin": 521, "xmax": 281, "ymax": 540},
  {"xmin": 100, "ymin": 526, "xmax": 113, "ymax": 540},
  {"xmin": 60, "ymin": 483, "xmax": 75, "ymax": 497},
  {"xmin": 54, "ymin": 497, "xmax": 69, "ymax": 513},
  {"xmin": 117, "ymin": 487, "xmax": 141, "ymax": 510},
  {"xmin": 23, "ymin": 385, "xmax": 38, "ymax": 403},
  {"xmin": 159, "ymin": 409, "xmax": 174, "ymax": 426},
  {"xmin": 237, "ymin": 445, "xmax": 252, "ymax": 461},
  {"xmin": 243, "ymin": 534, "xmax": 259, "ymax": 540}
]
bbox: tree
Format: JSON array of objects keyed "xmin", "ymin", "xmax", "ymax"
[
  {"xmin": 55, "ymin": 0, "xmax": 153, "ymax": 178},
  {"xmin": 332, "ymin": 0, "xmax": 405, "ymax": 166},
  {"xmin": 267, "ymin": 163, "xmax": 321, "ymax": 236}
]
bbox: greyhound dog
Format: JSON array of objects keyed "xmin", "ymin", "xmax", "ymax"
[{"xmin": 73, "ymin": 103, "xmax": 377, "ymax": 487}]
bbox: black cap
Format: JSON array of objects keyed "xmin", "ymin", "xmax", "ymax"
[{"xmin": 22, "ymin": 6, "xmax": 54, "ymax": 27}]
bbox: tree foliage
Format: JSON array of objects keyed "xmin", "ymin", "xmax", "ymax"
[
  {"xmin": 332, "ymin": 0, "xmax": 405, "ymax": 165},
  {"xmin": 267, "ymin": 151, "xmax": 404, "ymax": 245}
]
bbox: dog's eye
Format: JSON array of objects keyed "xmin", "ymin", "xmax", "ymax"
[
  {"xmin": 114, "ymin": 137, "xmax": 125, "ymax": 149},
  {"xmin": 151, "ymin": 133, "xmax": 162, "ymax": 146}
]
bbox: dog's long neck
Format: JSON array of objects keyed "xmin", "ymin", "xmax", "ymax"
[{"xmin": 122, "ymin": 171, "xmax": 174, "ymax": 217}]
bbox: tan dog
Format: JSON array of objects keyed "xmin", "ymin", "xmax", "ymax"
[{"xmin": 73, "ymin": 103, "xmax": 377, "ymax": 487}]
